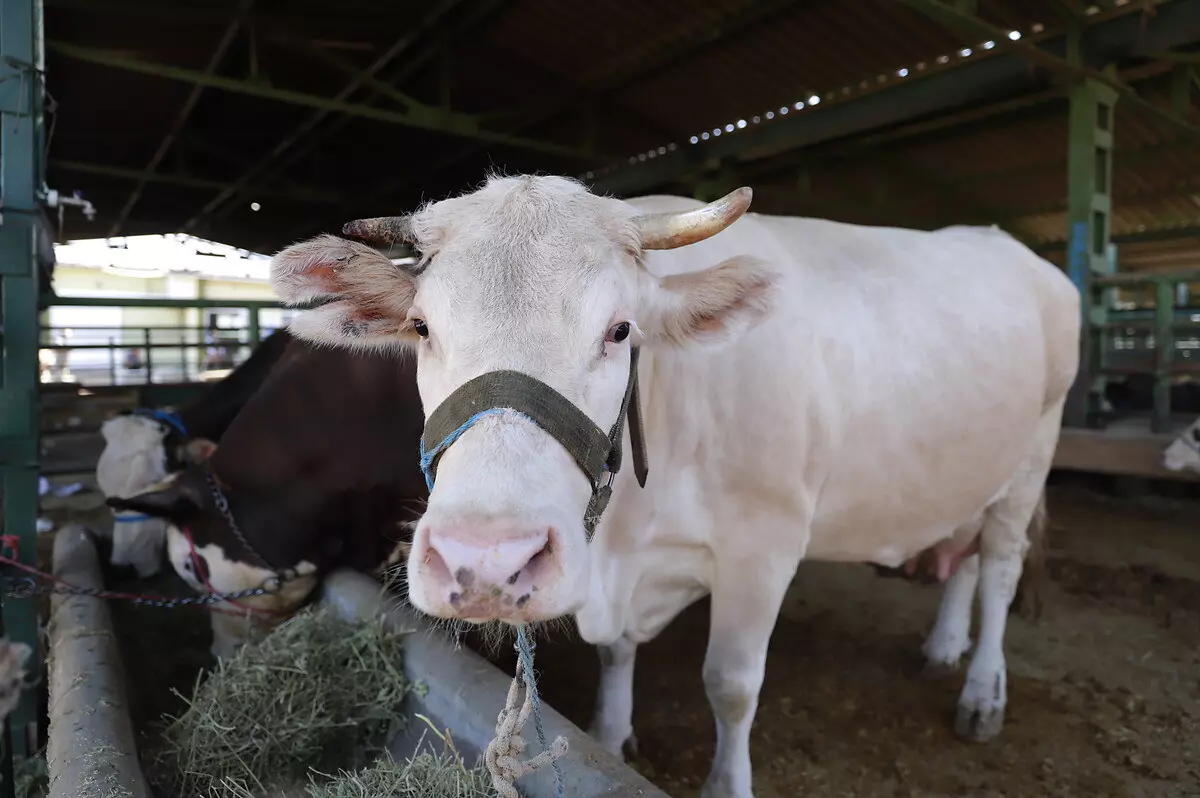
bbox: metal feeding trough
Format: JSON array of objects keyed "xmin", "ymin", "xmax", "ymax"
[
  {"xmin": 318, "ymin": 570, "xmax": 671, "ymax": 798},
  {"xmin": 44, "ymin": 527, "xmax": 670, "ymax": 798}
]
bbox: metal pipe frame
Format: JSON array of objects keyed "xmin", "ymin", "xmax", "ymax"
[
  {"xmin": 0, "ymin": 0, "xmax": 46, "ymax": 765},
  {"xmin": 44, "ymin": 38, "xmax": 612, "ymax": 163},
  {"xmin": 181, "ymin": 0, "xmax": 480, "ymax": 235},
  {"xmin": 106, "ymin": 0, "xmax": 254, "ymax": 237},
  {"xmin": 589, "ymin": 0, "xmax": 1200, "ymax": 197}
]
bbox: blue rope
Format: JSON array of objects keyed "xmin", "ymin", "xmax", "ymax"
[
  {"xmin": 133, "ymin": 408, "xmax": 188, "ymax": 438},
  {"xmin": 516, "ymin": 626, "xmax": 565, "ymax": 798},
  {"xmin": 419, "ymin": 408, "xmax": 564, "ymax": 797},
  {"xmin": 112, "ymin": 513, "xmax": 154, "ymax": 523},
  {"xmin": 418, "ymin": 407, "xmax": 534, "ymax": 492}
]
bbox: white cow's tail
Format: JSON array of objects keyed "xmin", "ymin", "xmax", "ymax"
[{"xmin": 1012, "ymin": 488, "xmax": 1048, "ymax": 621}]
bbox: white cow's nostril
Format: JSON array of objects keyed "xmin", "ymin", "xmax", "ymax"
[{"xmin": 417, "ymin": 520, "xmax": 557, "ymax": 620}]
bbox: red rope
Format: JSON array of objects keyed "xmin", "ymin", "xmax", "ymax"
[
  {"xmin": 0, "ymin": 532, "xmax": 287, "ymax": 618},
  {"xmin": 178, "ymin": 526, "xmax": 286, "ymax": 616}
]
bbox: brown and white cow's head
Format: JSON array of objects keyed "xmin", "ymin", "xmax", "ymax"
[
  {"xmin": 105, "ymin": 467, "xmax": 321, "ymax": 657},
  {"xmin": 269, "ymin": 175, "xmax": 776, "ymax": 624}
]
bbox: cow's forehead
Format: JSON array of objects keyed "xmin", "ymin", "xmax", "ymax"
[{"xmin": 411, "ymin": 175, "xmax": 640, "ymax": 283}]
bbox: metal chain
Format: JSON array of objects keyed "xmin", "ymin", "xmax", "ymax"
[
  {"xmin": 0, "ymin": 464, "xmax": 299, "ymax": 613},
  {"xmin": 202, "ymin": 466, "xmax": 278, "ymax": 573}
]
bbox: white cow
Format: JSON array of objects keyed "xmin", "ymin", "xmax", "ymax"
[
  {"xmin": 269, "ymin": 175, "xmax": 1080, "ymax": 798},
  {"xmin": 1162, "ymin": 417, "xmax": 1200, "ymax": 474},
  {"xmin": 95, "ymin": 415, "xmax": 215, "ymax": 577},
  {"xmin": 95, "ymin": 414, "xmax": 173, "ymax": 577}
]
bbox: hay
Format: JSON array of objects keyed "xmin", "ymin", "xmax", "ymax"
[
  {"xmin": 306, "ymin": 752, "xmax": 495, "ymax": 798},
  {"xmin": 149, "ymin": 605, "xmax": 415, "ymax": 797}
]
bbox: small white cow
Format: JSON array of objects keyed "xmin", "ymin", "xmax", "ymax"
[
  {"xmin": 95, "ymin": 414, "xmax": 216, "ymax": 577},
  {"xmin": 1163, "ymin": 417, "xmax": 1200, "ymax": 474},
  {"xmin": 95, "ymin": 415, "xmax": 173, "ymax": 577},
  {"xmin": 269, "ymin": 176, "xmax": 1080, "ymax": 798}
]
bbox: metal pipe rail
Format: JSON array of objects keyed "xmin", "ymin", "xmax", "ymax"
[
  {"xmin": 1086, "ymin": 269, "xmax": 1200, "ymax": 432},
  {"xmin": 35, "ymin": 297, "xmax": 290, "ymax": 387}
]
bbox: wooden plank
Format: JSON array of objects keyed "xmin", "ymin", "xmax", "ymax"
[{"xmin": 1053, "ymin": 426, "xmax": 1200, "ymax": 481}]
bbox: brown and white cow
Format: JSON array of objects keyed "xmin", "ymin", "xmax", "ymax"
[
  {"xmin": 95, "ymin": 328, "xmax": 295, "ymax": 577},
  {"xmin": 268, "ymin": 175, "xmax": 1079, "ymax": 798},
  {"xmin": 106, "ymin": 339, "xmax": 427, "ymax": 658}
]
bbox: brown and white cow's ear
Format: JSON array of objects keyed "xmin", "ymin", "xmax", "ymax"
[
  {"xmin": 640, "ymin": 255, "xmax": 778, "ymax": 347},
  {"xmin": 269, "ymin": 233, "xmax": 420, "ymax": 351},
  {"xmin": 105, "ymin": 474, "xmax": 203, "ymax": 524},
  {"xmin": 183, "ymin": 437, "xmax": 218, "ymax": 464}
]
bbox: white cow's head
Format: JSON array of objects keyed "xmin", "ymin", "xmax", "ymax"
[
  {"xmin": 270, "ymin": 175, "xmax": 776, "ymax": 624},
  {"xmin": 1163, "ymin": 417, "xmax": 1200, "ymax": 474}
]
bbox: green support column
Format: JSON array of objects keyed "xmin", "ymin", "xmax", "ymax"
[
  {"xmin": 1064, "ymin": 78, "xmax": 1119, "ymax": 429},
  {"xmin": 248, "ymin": 307, "xmax": 261, "ymax": 347},
  {"xmin": 1153, "ymin": 278, "xmax": 1176, "ymax": 433},
  {"xmin": 0, "ymin": 0, "xmax": 46, "ymax": 759}
]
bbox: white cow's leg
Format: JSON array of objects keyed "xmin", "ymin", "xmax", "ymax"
[
  {"xmin": 921, "ymin": 553, "xmax": 979, "ymax": 675},
  {"xmin": 587, "ymin": 635, "xmax": 639, "ymax": 758},
  {"xmin": 701, "ymin": 559, "xmax": 795, "ymax": 798},
  {"xmin": 586, "ymin": 582, "xmax": 703, "ymax": 760},
  {"xmin": 111, "ymin": 521, "xmax": 165, "ymax": 578},
  {"xmin": 956, "ymin": 474, "xmax": 1053, "ymax": 740}
]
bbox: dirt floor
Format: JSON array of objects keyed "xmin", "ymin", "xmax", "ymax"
[
  {"xmin": 40, "ymin": 477, "xmax": 1200, "ymax": 797},
  {"xmin": 471, "ymin": 486, "xmax": 1200, "ymax": 798}
]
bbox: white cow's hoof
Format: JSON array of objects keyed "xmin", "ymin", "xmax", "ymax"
[
  {"xmin": 700, "ymin": 774, "xmax": 754, "ymax": 798},
  {"xmin": 955, "ymin": 674, "xmax": 1006, "ymax": 742},
  {"xmin": 587, "ymin": 723, "xmax": 637, "ymax": 761},
  {"xmin": 920, "ymin": 658, "xmax": 961, "ymax": 680},
  {"xmin": 621, "ymin": 732, "xmax": 638, "ymax": 760},
  {"xmin": 921, "ymin": 632, "xmax": 971, "ymax": 676}
]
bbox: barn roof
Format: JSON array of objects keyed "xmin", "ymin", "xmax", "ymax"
[{"xmin": 42, "ymin": 0, "xmax": 1200, "ymax": 266}]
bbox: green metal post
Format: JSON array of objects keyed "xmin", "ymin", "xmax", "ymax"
[
  {"xmin": 1153, "ymin": 278, "xmax": 1175, "ymax": 433},
  {"xmin": 248, "ymin": 306, "xmax": 260, "ymax": 346},
  {"xmin": 1064, "ymin": 77, "xmax": 1119, "ymax": 428},
  {"xmin": 143, "ymin": 327, "xmax": 153, "ymax": 384},
  {"xmin": 0, "ymin": 0, "xmax": 45, "ymax": 759}
]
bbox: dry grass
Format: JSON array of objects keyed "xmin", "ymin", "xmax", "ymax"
[
  {"xmin": 148, "ymin": 606, "xmax": 412, "ymax": 797},
  {"xmin": 306, "ymin": 751, "xmax": 494, "ymax": 798}
]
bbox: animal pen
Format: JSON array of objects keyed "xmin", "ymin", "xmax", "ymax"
[{"xmin": 2, "ymin": 0, "xmax": 1200, "ymax": 796}]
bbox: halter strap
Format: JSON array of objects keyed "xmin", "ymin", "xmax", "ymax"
[
  {"xmin": 133, "ymin": 407, "xmax": 189, "ymax": 439},
  {"xmin": 418, "ymin": 348, "xmax": 648, "ymax": 538}
]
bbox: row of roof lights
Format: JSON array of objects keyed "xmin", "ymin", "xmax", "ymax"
[{"xmin": 584, "ymin": 5, "xmax": 1134, "ymax": 182}]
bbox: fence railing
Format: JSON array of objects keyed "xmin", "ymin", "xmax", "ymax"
[
  {"xmin": 36, "ymin": 283, "xmax": 1200, "ymax": 433},
  {"xmin": 38, "ymin": 297, "xmax": 290, "ymax": 388},
  {"xmin": 1088, "ymin": 270, "xmax": 1200, "ymax": 433}
]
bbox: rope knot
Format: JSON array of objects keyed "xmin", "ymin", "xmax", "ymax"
[{"xmin": 485, "ymin": 634, "xmax": 569, "ymax": 798}]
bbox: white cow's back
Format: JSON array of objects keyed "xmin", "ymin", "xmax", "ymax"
[{"xmin": 601, "ymin": 201, "xmax": 1078, "ymax": 579}]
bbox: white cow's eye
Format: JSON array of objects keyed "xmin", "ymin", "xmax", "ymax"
[
  {"xmin": 412, "ymin": 319, "xmax": 429, "ymax": 338},
  {"xmin": 607, "ymin": 322, "xmax": 631, "ymax": 343}
]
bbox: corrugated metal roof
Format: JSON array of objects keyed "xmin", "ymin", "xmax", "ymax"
[{"xmin": 39, "ymin": 0, "xmax": 1200, "ymax": 255}]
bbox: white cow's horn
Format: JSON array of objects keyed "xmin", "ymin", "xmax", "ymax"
[{"xmin": 634, "ymin": 187, "xmax": 753, "ymax": 250}]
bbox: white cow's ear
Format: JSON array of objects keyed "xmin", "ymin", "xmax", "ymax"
[
  {"xmin": 641, "ymin": 255, "xmax": 777, "ymax": 347},
  {"xmin": 270, "ymin": 233, "xmax": 420, "ymax": 352},
  {"xmin": 183, "ymin": 437, "xmax": 218, "ymax": 464}
]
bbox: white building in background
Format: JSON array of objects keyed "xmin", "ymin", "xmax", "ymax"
[{"xmin": 45, "ymin": 234, "xmax": 296, "ymax": 386}]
